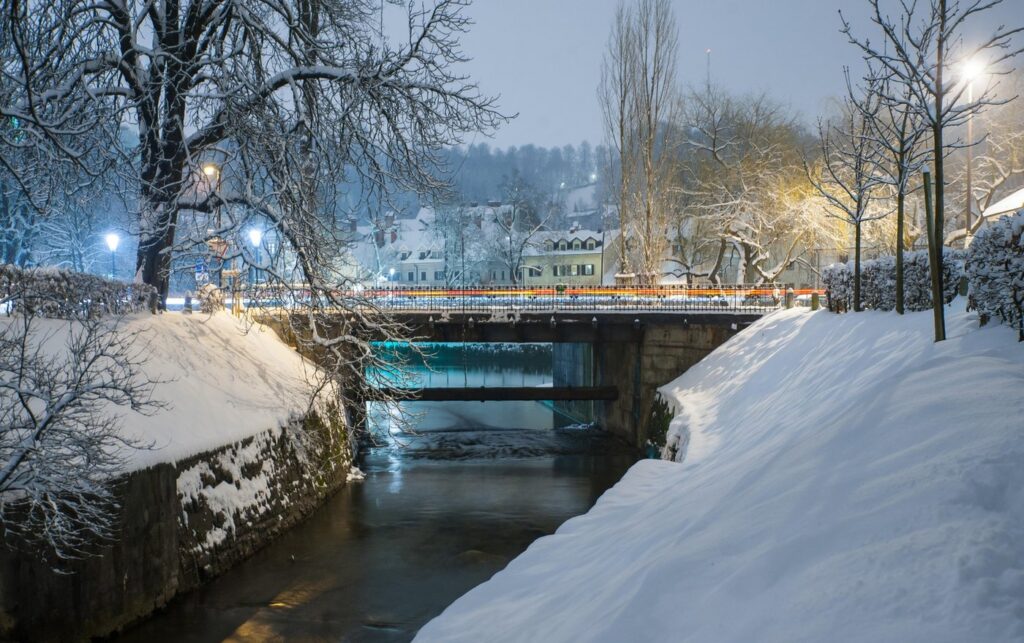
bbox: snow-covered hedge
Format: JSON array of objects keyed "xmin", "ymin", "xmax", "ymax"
[
  {"xmin": 966, "ymin": 210, "xmax": 1024, "ymax": 337},
  {"xmin": 823, "ymin": 248, "xmax": 963, "ymax": 313},
  {"xmin": 0, "ymin": 264, "xmax": 155, "ymax": 318}
]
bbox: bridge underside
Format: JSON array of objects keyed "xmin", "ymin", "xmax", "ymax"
[
  {"xmin": 377, "ymin": 386, "xmax": 618, "ymax": 402},
  {"xmin": 383, "ymin": 311, "xmax": 761, "ymax": 344}
]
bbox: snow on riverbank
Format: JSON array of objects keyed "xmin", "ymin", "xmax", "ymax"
[
  {"xmin": 416, "ymin": 302, "xmax": 1024, "ymax": 642},
  {"xmin": 111, "ymin": 312, "xmax": 316, "ymax": 469}
]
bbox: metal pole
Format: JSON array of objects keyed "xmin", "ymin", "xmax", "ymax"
[
  {"xmin": 111, "ymin": 250, "xmax": 116, "ymax": 280},
  {"xmin": 965, "ymin": 80, "xmax": 973, "ymax": 246}
]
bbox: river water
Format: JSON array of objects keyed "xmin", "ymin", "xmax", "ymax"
[{"xmin": 114, "ymin": 344, "xmax": 635, "ymax": 642}]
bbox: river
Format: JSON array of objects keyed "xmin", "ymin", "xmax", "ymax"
[{"xmin": 114, "ymin": 344, "xmax": 635, "ymax": 642}]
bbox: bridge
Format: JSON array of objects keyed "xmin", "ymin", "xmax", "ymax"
[{"xmin": 264, "ymin": 284, "xmax": 811, "ymax": 446}]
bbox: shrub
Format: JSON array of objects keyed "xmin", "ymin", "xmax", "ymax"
[
  {"xmin": 0, "ymin": 264, "xmax": 156, "ymax": 319},
  {"xmin": 966, "ymin": 210, "xmax": 1024, "ymax": 339},
  {"xmin": 823, "ymin": 249, "xmax": 963, "ymax": 313}
]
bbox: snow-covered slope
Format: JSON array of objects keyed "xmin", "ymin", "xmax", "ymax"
[
  {"xmin": 115, "ymin": 312, "xmax": 316, "ymax": 469},
  {"xmin": 416, "ymin": 302, "xmax": 1024, "ymax": 642}
]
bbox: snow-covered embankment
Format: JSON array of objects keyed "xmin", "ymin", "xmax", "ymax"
[{"xmin": 417, "ymin": 302, "xmax": 1024, "ymax": 642}]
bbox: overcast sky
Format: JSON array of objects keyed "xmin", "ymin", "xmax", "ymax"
[{"xmin": 453, "ymin": 0, "xmax": 1021, "ymax": 149}]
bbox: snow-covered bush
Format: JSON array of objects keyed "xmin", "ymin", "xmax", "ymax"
[
  {"xmin": 823, "ymin": 249, "xmax": 963, "ymax": 313},
  {"xmin": 197, "ymin": 283, "xmax": 225, "ymax": 314},
  {"xmin": 0, "ymin": 264, "xmax": 155, "ymax": 319},
  {"xmin": 966, "ymin": 210, "xmax": 1024, "ymax": 338}
]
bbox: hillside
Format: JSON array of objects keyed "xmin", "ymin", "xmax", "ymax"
[{"xmin": 416, "ymin": 302, "xmax": 1024, "ymax": 642}]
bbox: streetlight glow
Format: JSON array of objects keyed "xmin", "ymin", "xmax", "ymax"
[
  {"xmin": 248, "ymin": 228, "xmax": 263, "ymax": 247},
  {"xmin": 105, "ymin": 233, "xmax": 120, "ymax": 252},
  {"xmin": 202, "ymin": 163, "xmax": 219, "ymax": 178},
  {"xmin": 961, "ymin": 57, "xmax": 986, "ymax": 83}
]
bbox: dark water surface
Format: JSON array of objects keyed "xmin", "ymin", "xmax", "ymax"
[{"xmin": 114, "ymin": 345, "xmax": 635, "ymax": 642}]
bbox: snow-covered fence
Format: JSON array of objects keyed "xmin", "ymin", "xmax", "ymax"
[
  {"xmin": 822, "ymin": 249, "xmax": 963, "ymax": 313},
  {"xmin": 0, "ymin": 264, "xmax": 155, "ymax": 318},
  {"xmin": 966, "ymin": 211, "xmax": 1024, "ymax": 338}
]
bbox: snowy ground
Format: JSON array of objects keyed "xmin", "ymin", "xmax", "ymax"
[
  {"xmin": 416, "ymin": 301, "xmax": 1024, "ymax": 642},
  {"xmin": 114, "ymin": 312, "xmax": 317, "ymax": 469}
]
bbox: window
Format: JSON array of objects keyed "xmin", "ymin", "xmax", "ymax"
[
  {"xmin": 545, "ymin": 240, "xmax": 554, "ymax": 252},
  {"xmin": 583, "ymin": 264, "xmax": 595, "ymax": 276},
  {"xmin": 501, "ymin": 270, "xmax": 505, "ymax": 281},
  {"xmin": 572, "ymin": 239, "xmax": 582, "ymax": 250},
  {"xmin": 420, "ymin": 271, "xmax": 427, "ymax": 281},
  {"xmin": 407, "ymin": 271, "xmax": 415, "ymax": 281},
  {"xmin": 434, "ymin": 271, "xmax": 444, "ymax": 280},
  {"xmin": 558, "ymin": 240, "xmax": 568, "ymax": 251},
  {"xmin": 419, "ymin": 251, "xmax": 428, "ymax": 260},
  {"xmin": 571, "ymin": 264, "xmax": 579, "ymax": 276},
  {"xmin": 586, "ymin": 239, "xmax": 596, "ymax": 250},
  {"xmin": 400, "ymin": 251, "xmax": 411, "ymax": 260}
]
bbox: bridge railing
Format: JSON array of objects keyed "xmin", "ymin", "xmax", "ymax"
[{"xmin": 349, "ymin": 284, "xmax": 801, "ymax": 314}]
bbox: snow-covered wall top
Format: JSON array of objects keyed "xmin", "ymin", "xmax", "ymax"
[
  {"xmin": 417, "ymin": 302, "xmax": 1024, "ymax": 642},
  {"xmin": 114, "ymin": 312, "xmax": 318, "ymax": 470}
]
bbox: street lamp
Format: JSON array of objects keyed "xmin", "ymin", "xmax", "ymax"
[
  {"xmin": 104, "ymin": 233, "xmax": 120, "ymax": 279},
  {"xmin": 961, "ymin": 57, "xmax": 986, "ymax": 245}
]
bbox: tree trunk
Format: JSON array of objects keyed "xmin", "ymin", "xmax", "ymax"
[
  {"xmin": 853, "ymin": 222, "xmax": 862, "ymax": 312},
  {"xmin": 923, "ymin": 170, "xmax": 945, "ymax": 342},
  {"xmin": 931, "ymin": 0, "xmax": 947, "ymax": 340},
  {"xmin": 896, "ymin": 190, "xmax": 905, "ymax": 315}
]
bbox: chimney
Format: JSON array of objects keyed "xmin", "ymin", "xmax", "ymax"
[
  {"xmin": 390, "ymin": 230, "xmax": 397, "ymax": 243},
  {"xmin": 374, "ymin": 230, "xmax": 384, "ymax": 247},
  {"xmin": 384, "ymin": 213, "xmax": 395, "ymax": 228}
]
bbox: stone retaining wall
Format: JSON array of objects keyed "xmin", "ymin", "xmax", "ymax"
[{"xmin": 0, "ymin": 410, "xmax": 349, "ymax": 642}]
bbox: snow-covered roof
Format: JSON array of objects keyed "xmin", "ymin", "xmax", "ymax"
[{"xmin": 981, "ymin": 187, "xmax": 1024, "ymax": 218}]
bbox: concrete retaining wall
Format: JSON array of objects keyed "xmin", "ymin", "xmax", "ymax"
[{"xmin": 0, "ymin": 410, "xmax": 349, "ymax": 642}]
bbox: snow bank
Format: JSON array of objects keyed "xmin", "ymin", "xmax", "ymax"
[
  {"xmin": 416, "ymin": 302, "xmax": 1024, "ymax": 642},
  {"xmin": 116, "ymin": 312, "xmax": 317, "ymax": 470}
]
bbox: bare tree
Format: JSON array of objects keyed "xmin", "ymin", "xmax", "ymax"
[
  {"xmin": 809, "ymin": 91, "xmax": 891, "ymax": 312},
  {"xmin": 0, "ymin": 305, "xmax": 160, "ymax": 564},
  {"xmin": 599, "ymin": 1, "xmax": 638, "ymax": 279},
  {"xmin": 682, "ymin": 89, "xmax": 832, "ymax": 284},
  {"xmin": 629, "ymin": 0, "xmax": 680, "ymax": 284},
  {"xmin": 490, "ymin": 173, "xmax": 549, "ymax": 284},
  {"xmin": 853, "ymin": 70, "xmax": 929, "ymax": 314},
  {"xmin": 948, "ymin": 68, "xmax": 1024, "ymax": 236},
  {"xmin": 2, "ymin": 0, "xmax": 505, "ymax": 303},
  {"xmin": 842, "ymin": 0, "xmax": 1024, "ymax": 336}
]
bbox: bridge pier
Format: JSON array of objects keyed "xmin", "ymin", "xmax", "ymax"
[{"xmin": 594, "ymin": 321, "xmax": 740, "ymax": 447}]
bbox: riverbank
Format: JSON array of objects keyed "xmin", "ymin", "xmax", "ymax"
[
  {"xmin": 416, "ymin": 301, "xmax": 1024, "ymax": 642},
  {"xmin": 0, "ymin": 312, "xmax": 350, "ymax": 641}
]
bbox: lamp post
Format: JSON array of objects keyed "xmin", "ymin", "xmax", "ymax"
[
  {"xmin": 962, "ymin": 57, "xmax": 986, "ymax": 246},
  {"xmin": 248, "ymin": 228, "xmax": 263, "ymax": 286},
  {"xmin": 104, "ymin": 233, "xmax": 120, "ymax": 279},
  {"xmin": 203, "ymin": 163, "xmax": 225, "ymax": 286}
]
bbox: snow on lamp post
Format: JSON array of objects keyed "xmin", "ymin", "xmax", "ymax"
[
  {"xmin": 104, "ymin": 233, "xmax": 120, "ymax": 279},
  {"xmin": 961, "ymin": 57, "xmax": 986, "ymax": 246},
  {"xmin": 248, "ymin": 228, "xmax": 263, "ymax": 285}
]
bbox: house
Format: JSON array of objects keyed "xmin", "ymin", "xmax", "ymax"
[
  {"xmin": 980, "ymin": 187, "xmax": 1024, "ymax": 221},
  {"xmin": 521, "ymin": 228, "xmax": 620, "ymax": 286}
]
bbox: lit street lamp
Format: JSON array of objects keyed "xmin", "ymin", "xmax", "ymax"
[
  {"xmin": 962, "ymin": 57, "xmax": 986, "ymax": 245},
  {"xmin": 104, "ymin": 232, "xmax": 120, "ymax": 279}
]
